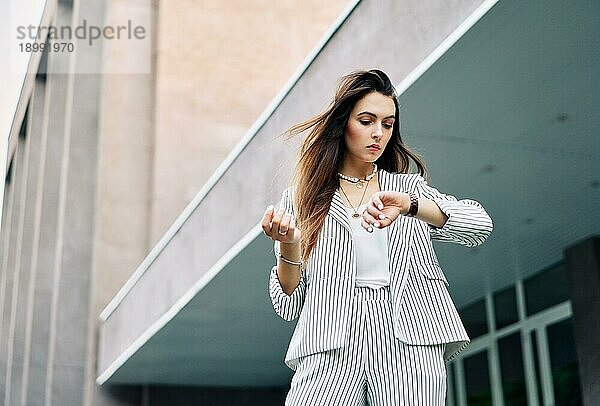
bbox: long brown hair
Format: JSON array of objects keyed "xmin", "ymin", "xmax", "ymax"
[{"xmin": 283, "ymin": 69, "xmax": 428, "ymax": 261}]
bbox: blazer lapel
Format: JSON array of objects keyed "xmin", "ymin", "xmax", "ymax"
[{"xmin": 329, "ymin": 189, "xmax": 352, "ymax": 234}]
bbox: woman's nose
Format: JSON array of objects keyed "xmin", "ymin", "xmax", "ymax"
[{"xmin": 372, "ymin": 124, "xmax": 383, "ymax": 137}]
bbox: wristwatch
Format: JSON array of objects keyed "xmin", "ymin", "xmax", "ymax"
[{"xmin": 405, "ymin": 192, "xmax": 419, "ymax": 217}]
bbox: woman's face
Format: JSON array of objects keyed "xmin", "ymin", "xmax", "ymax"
[{"xmin": 344, "ymin": 91, "xmax": 396, "ymax": 164}]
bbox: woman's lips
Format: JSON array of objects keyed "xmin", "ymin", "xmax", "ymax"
[{"xmin": 367, "ymin": 146, "xmax": 380, "ymax": 152}]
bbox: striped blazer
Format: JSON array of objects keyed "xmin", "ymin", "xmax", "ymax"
[{"xmin": 268, "ymin": 168, "xmax": 493, "ymax": 371}]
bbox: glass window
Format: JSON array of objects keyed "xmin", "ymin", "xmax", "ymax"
[
  {"xmin": 547, "ymin": 318, "xmax": 582, "ymax": 406},
  {"xmin": 498, "ymin": 332, "xmax": 527, "ymax": 405},
  {"xmin": 460, "ymin": 298, "xmax": 488, "ymax": 339},
  {"xmin": 494, "ymin": 285, "xmax": 519, "ymax": 329},
  {"xmin": 463, "ymin": 350, "xmax": 492, "ymax": 406},
  {"xmin": 524, "ymin": 262, "xmax": 570, "ymax": 316}
]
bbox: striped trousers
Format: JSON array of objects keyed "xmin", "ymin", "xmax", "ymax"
[{"xmin": 285, "ymin": 285, "xmax": 447, "ymax": 405}]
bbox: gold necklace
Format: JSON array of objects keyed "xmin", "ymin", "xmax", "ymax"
[
  {"xmin": 337, "ymin": 163, "xmax": 377, "ymax": 188},
  {"xmin": 339, "ymin": 177, "xmax": 370, "ymax": 218}
]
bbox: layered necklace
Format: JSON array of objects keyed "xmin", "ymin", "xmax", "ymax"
[
  {"xmin": 337, "ymin": 163, "xmax": 377, "ymax": 219},
  {"xmin": 338, "ymin": 177, "xmax": 370, "ymax": 218},
  {"xmin": 337, "ymin": 163, "xmax": 377, "ymax": 189}
]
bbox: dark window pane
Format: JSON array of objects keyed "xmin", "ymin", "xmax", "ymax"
[
  {"xmin": 530, "ymin": 330, "xmax": 543, "ymax": 404},
  {"xmin": 460, "ymin": 299, "xmax": 488, "ymax": 339},
  {"xmin": 524, "ymin": 262, "xmax": 570, "ymax": 315},
  {"xmin": 547, "ymin": 318, "xmax": 582, "ymax": 406},
  {"xmin": 498, "ymin": 332, "xmax": 527, "ymax": 405},
  {"xmin": 494, "ymin": 285, "xmax": 519, "ymax": 329},
  {"xmin": 464, "ymin": 350, "xmax": 492, "ymax": 406}
]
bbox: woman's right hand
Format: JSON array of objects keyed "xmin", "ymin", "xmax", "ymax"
[{"xmin": 261, "ymin": 205, "xmax": 301, "ymax": 244}]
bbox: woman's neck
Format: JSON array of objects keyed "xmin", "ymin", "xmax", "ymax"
[{"xmin": 339, "ymin": 161, "xmax": 376, "ymax": 179}]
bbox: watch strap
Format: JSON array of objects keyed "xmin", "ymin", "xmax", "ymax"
[{"xmin": 406, "ymin": 192, "xmax": 419, "ymax": 217}]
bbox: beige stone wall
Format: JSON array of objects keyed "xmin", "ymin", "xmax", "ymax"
[{"xmin": 150, "ymin": 0, "xmax": 349, "ymax": 244}]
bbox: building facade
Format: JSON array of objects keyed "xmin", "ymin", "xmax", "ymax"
[{"xmin": 1, "ymin": 0, "xmax": 599, "ymax": 405}]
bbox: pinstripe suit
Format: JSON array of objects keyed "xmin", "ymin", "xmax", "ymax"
[{"xmin": 268, "ymin": 169, "xmax": 493, "ymax": 402}]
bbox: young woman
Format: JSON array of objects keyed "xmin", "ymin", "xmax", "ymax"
[{"xmin": 261, "ymin": 69, "xmax": 493, "ymax": 405}]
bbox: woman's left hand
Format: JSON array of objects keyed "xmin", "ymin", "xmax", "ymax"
[{"xmin": 361, "ymin": 191, "xmax": 410, "ymax": 232}]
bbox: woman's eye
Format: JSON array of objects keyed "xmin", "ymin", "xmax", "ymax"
[{"xmin": 359, "ymin": 119, "xmax": 392, "ymax": 129}]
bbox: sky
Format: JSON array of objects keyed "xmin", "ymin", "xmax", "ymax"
[{"xmin": 0, "ymin": 0, "xmax": 47, "ymax": 228}]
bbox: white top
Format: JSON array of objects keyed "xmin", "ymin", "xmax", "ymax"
[{"xmin": 344, "ymin": 203, "xmax": 390, "ymax": 289}]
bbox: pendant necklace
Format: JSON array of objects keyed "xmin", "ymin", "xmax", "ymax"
[{"xmin": 339, "ymin": 176, "xmax": 371, "ymax": 218}]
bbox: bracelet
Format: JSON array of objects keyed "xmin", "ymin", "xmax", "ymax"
[
  {"xmin": 406, "ymin": 192, "xmax": 419, "ymax": 217},
  {"xmin": 278, "ymin": 253, "xmax": 303, "ymax": 268}
]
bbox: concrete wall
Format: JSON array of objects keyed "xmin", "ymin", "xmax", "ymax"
[
  {"xmin": 1, "ymin": 0, "xmax": 353, "ymax": 404},
  {"xmin": 88, "ymin": 0, "xmax": 157, "ymax": 403},
  {"xmin": 0, "ymin": 0, "xmax": 133, "ymax": 404}
]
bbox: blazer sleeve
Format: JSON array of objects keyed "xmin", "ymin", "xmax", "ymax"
[
  {"xmin": 268, "ymin": 186, "xmax": 307, "ymax": 321},
  {"xmin": 415, "ymin": 175, "xmax": 493, "ymax": 247}
]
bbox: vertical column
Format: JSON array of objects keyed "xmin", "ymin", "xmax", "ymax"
[
  {"xmin": 565, "ymin": 235, "xmax": 600, "ymax": 406},
  {"xmin": 0, "ymin": 128, "xmax": 26, "ymax": 402},
  {"xmin": 17, "ymin": 75, "xmax": 49, "ymax": 406},
  {"xmin": 6, "ymin": 80, "xmax": 40, "ymax": 405},
  {"xmin": 25, "ymin": 1, "xmax": 75, "ymax": 403},
  {"xmin": 47, "ymin": 0, "xmax": 106, "ymax": 404},
  {"xmin": 0, "ymin": 150, "xmax": 17, "ymax": 400},
  {"xmin": 0, "ymin": 157, "xmax": 16, "ymax": 361},
  {"xmin": 88, "ymin": 0, "xmax": 155, "ymax": 404}
]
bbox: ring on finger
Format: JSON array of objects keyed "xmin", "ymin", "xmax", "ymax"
[{"xmin": 278, "ymin": 229, "xmax": 288, "ymax": 235}]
